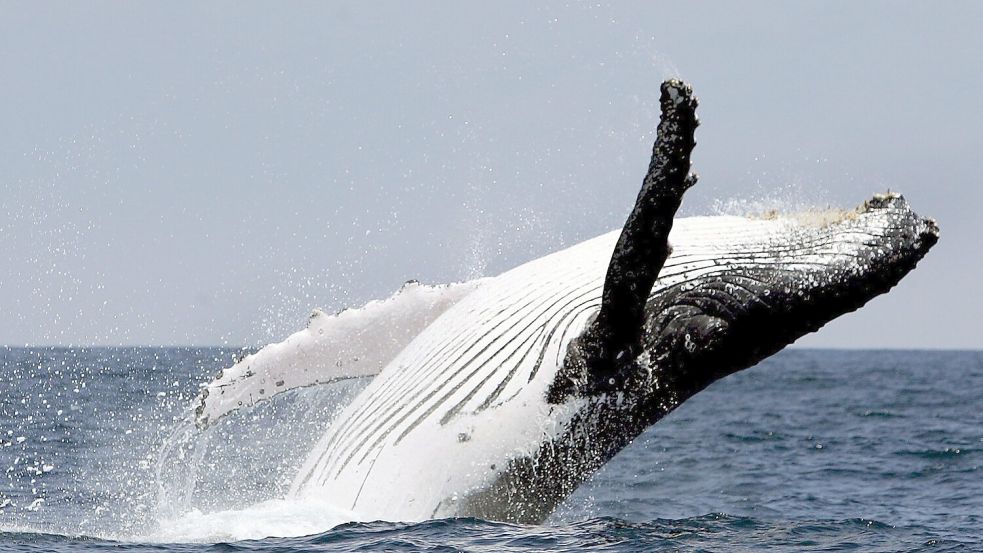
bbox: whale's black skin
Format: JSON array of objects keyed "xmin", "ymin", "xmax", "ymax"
[{"xmin": 457, "ymin": 81, "xmax": 939, "ymax": 523}]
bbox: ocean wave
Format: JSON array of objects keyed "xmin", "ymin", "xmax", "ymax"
[{"xmin": 3, "ymin": 514, "xmax": 975, "ymax": 553}]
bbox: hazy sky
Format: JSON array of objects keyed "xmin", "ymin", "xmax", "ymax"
[{"xmin": 1, "ymin": 2, "xmax": 980, "ymax": 348}]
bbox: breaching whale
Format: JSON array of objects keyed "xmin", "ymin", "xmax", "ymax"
[{"xmin": 194, "ymin": 80, "xmax": 938, "ymax": 524}]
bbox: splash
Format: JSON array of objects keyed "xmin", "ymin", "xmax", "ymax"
[
  {"xmin": 710, "ymin": 180, "xmax": 833, "ymax": 220},
  {"xmin": 0, "ymin": 347, "xmax": 369, "ymax": 543},
  {"xmin": 150, "ymin": 377, "xmax": 369, "ymax": 539},
  {"xmin": 149, "ymin": 497, "xmax": 360, "ymax": 542}
]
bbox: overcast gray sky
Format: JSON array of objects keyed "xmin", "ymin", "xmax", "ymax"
[{"xmin": 1, "ymin": 1, "xmax": 979, "ymax": 348}]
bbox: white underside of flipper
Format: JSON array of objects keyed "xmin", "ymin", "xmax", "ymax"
[{"xmin": 194, "ymin": 279, "xmax": 488, "ymax": 428}]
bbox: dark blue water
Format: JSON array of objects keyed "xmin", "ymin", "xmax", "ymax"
[{"xmin": 1, "ymin": 347, "xmax": 980, "ymax": 551}]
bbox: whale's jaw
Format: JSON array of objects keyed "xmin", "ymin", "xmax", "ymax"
[{"xmin": 641, "ymin": 192, "xmax": 938, "ymax": 400}]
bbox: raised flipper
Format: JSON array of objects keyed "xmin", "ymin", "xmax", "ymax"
[
  {"xmin": 549, "ymin": 79, "xmax": 699, "ymax": 401},
  {"xmin": 194, "ymin": 279, "xmax": 487, "ymax": 428}
]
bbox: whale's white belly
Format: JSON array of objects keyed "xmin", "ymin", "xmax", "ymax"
[{"xmin": 290, "ymin": 231, "xmax": 615, "ymax": 519}]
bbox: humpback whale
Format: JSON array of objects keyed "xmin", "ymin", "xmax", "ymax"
[{"xmin": 194, "ymin": 81, "xmax": 938, "ymax": 524}]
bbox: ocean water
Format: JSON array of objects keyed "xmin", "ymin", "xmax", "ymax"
[{"xmin": 0, "ymin": 347, "xmax": 980, "ymax": 551}]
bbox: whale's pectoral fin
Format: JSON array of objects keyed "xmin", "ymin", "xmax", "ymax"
[
  {"xmin": 549, "ymin": 79, "xmax": 699, "ymax": 402},
  {"xmin": 194, "ymin": 278, "xmax": 488, "ymax": 428}
]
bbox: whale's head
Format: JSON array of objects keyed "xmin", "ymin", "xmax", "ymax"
[
  {"xmin": 641, "ymin": 192, "xmax": 938, "ymax": 398},
  {"xmin": 462, "ymin": 192, "xmax": 937, "ymax": 524}
]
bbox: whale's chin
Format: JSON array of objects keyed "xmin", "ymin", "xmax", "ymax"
[{"xmin": 641, "ymin": 192, "xmax": 938, "ymax": 399}]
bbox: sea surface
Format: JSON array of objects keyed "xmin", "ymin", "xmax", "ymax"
[{"xmin": 0, "ymin": 347, "xmax": 980, "ymax": 551}]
